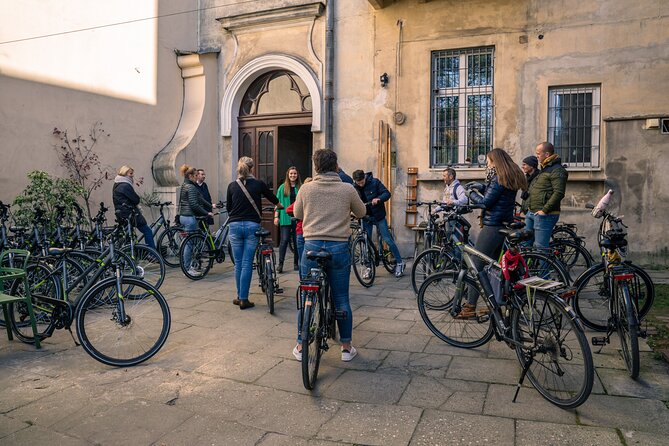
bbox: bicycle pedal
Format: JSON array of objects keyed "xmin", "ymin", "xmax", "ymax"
[
  {"xmin": 274, "ymin": 287, "xmax": 284, "ymax": 294},
  {"xmin": 591, "ymin": 336, "xmax": 608, "ymax": 346},
  {"xmin": 477, "ymin": 314, "xmax": 490, "ymax": 323},
  {"xmin": 334, "ymin": 310, "xmax": 348, "ymax": 320}
]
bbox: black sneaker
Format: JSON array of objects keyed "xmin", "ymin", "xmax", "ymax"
[{"xmin": 239, "ymin": 300, "xmax": 255, "ymax": 310}]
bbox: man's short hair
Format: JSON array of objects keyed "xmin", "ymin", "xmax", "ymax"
[
  {"xmin": 443, "ymin": 167, "xmax": 456, "ymax": 179},
  {"xmin": 352, "ymin": 170, "xmax": 365, "ymax": 181},
  {"xmin": 196, "ymin": 168, "xmax": 205, "ymax": 174},
  {"xmin": 538, "ymin": 141, "xmax": 555, "ymax": 155},
  {"xmin": 313, "ymin": 149, "xmax": 338, "ymax": 174}
]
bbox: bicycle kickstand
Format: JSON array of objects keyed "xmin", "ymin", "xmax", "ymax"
[
  {"xmin": 513, "ymin": 356, "xmax": 533, "ymax": 403},
  {"xmin": 67, "ymin": 326, "xmax": 81, "ymax": 347}
]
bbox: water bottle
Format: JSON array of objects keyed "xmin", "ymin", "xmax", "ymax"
[{"xmin": 592, "ymin": 189, "xmax": 613, "ymax": 218}]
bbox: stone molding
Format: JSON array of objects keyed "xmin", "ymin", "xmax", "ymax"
[
  {"xmin": 221, "ymin": 54, "xmax": 322, "ymax": 137},
  {"xmin": 217, "ymin": 2, "xmax": 324, "ymax": 31},
  {"xmin": 152, "ymin": 53, "xmax": 206, "ymax": 187}
]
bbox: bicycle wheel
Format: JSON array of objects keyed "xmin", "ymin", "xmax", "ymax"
[
  {"xmin": 301, "ymin": 291, "xmax": 323, "ymax": 390},
  {"xmin": 551, "ymin": 226, "xmax": 579, "ymax": 244},
  {"xmin": 615, "ymin": 281, "xmax": 640, "ymax": 379},
  {"xmin": 351, "ymin": 238, "xmax": 375, "ymax": 287},
  {"xmin": 380, "ymin": 242, "xmax": 397, "ymax": 274},
  {"xmin": 417, "ymin": 271, "xmax": 494, "ymax": 348},
  {"xmin": 179, "ymin": 233, "xmax": 214, "ymax": 280},
  {"xmin": 122, "ymin": 244, "xmax": 165, "ymax": 290},
  {"xmin": 574, "ymin": 263, "xmax": 654, "ymax": 331},
  {"xmin": 75, "ymin": 276, "xmax": 171, "ymax": 367},
  {"xmin": 512, "ymin": 290, "xmax": 593, "ymax": 409},
  {"xmin": 549, "ymin": 240, "xmax": 593, "ymax": 283},
  {"xmin": 157, "ymin": 226, "xmax": 186, "ymax": 268},
  {"xmin": 411, "ymin": 247, "xmax": 456, "ymax": 295},
  {"xmin": 8, "ymin": 263, "xmax": 62, "ymax": 343},
  {"xmin": 523, "ymin": 252, "xmax": 570, "ymax": 285},
  {"xmin": 265, "ymin": 260, "xmax": 275, "ymax": 314}
]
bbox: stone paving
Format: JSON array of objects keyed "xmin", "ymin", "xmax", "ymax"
[{"xmin": 1, "ymin": 256, "xmax": 669, "ymax": 445}]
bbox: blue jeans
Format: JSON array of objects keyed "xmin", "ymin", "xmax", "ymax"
[
  {"xmin": 362, "ymin": 218, "xmax": 403, "ymax": 265},
  {"xmin": 298, "ymin": 240, "xmax": 352, "ymax": 344},
  {"xmin": 138, "ymin": 224, "xmax": 156, "ymax": 249},
  {"xmin": 296, "ymin": 234, "xmax": 305, "ymax": 279},
  {"xmin": 229, "ymin": 221, "xmax": 260, "ymax": 300},
  {"xmin": 180, "ymin": 215, "xmax": 199, "ymax": 270},
  {"xmin": 525, "ymin": 212, "xmax": 560, "ymax": 250}
]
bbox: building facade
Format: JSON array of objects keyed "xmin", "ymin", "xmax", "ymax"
[{"xmin": 1, "ymin": 0, "xmax": 668, "ymax": 263}]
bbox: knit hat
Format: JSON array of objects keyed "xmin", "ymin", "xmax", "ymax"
[{"xmin": 522, "ymin": 155, "xmax": 538, "ymax": 169}]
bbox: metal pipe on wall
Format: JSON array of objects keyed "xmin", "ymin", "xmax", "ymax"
[{"xmin": 324, "ymin": 0, "xmax": 335, "ymax": 149}]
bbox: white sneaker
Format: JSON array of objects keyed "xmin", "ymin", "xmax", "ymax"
[
  {"xmin": 341, "ymin": 346, "xmax": 357, "ymax": 362},
  {"xmin": 362, "ymin": 267, "xmax": 372, "ymax": 280},
  {"xmin": 292, "ymin": 345, "xmax": 302, "ymax": 361},
  {"xmin": 187, "ymin": 267, "xmax": 200, "ymax": 276},
  {"xmin": 394, "ymin": 263, "xmax": 405, "ymax": 278}
]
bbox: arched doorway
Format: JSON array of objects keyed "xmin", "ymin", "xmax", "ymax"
[{"xmin": 238, "ymin": 70, "xmax": 313, "ymax": 242}]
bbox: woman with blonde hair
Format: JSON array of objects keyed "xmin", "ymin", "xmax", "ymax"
[
  {"xmin": 179, "ymin": 163, "xmax": 215, "ymax": 277},
  {"xmin": 226, "ymin": 157, "xmax": 282, "ymax": 310},
  {"xmin": 274, "ymin": 166, "xmax": 302, "ymax": 273},
  {"xmin": 457, "ymin": 148, "xmax": 527, "ymax": 318},
  {"xmin": 112, "ymin": 165, "xmax": 155, "ymax": 249}
]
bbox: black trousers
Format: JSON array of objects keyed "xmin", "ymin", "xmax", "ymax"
[
  {"xmin": 278, "ymin": 223, "xmax": 298, "ymax": 266},
  {"xmin": 468, "ymin": 224, "xmax": 506, "ymax": 305}
]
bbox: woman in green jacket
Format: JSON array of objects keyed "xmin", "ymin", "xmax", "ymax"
[{"xmin": 274, "ymin": 166, "xmax": 302, "ymax": 273}]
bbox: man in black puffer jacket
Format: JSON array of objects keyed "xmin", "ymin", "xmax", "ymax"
[
  {"xmin": 112, "ymin": 165, "xmax": 155, "ymax": 248},
  {"xmin": 352, "ymin": 170, "xmax": 404, "ymax": 277}
]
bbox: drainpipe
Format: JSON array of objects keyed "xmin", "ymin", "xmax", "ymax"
[{"xmin": 324, "ymin": 0, "xmax": 335, "ymax": 149}]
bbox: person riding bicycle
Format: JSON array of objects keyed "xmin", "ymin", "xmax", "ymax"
[
  {"xmin": 293, "ymin": 149, "xmax": 366, "ymax": 362},
  {"xmin": 457, "ymin": 148, "xmax": 527, "ymax": 319},
  {"xmin": 351, "ymin": 170, "xmax": 405, "ymax": 278}
]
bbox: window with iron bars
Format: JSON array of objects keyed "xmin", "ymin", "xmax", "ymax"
[
  {"xmin": 431, "ymin": 47, "xmax": 494, "ymax": 167},
  {"xmin": 548, "ymin": 85, "xmax": 601, "ymax": 168}
]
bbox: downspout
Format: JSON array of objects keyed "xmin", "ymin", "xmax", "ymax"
[{"xmin": 324, "ymin": 0, "xmax": 335, "ymax": 149}]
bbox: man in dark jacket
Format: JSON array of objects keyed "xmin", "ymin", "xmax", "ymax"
[
  {"xmin": 195, "ymin": 169, "xmax": 214, "ymax": 225},
  {"xmin": 352, "ymin": 170, "xmax": 404, "ymax": 277},
  {"xmin": 525, "ymin": 142, "xmax": 568, "ymax": 249},
  {"xmin": 519, "ymin": 155, "xmax": 539, "ymax": 215}
]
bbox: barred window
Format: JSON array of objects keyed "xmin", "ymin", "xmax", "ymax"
[
  {"xmin": 431, "ymin": 47, "xmax": 494, "ymax": 167},
  {"xmin": 548, "ymin": 85, "xmax": 601, "ymax": 168}
]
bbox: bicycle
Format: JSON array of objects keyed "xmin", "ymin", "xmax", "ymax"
[
  {"xmin": 417, "ymin": 204, "xmax": 593, "ymax": 408},
  {"xmin": 412, "ymin": 201, "xmax": 450, "ymax": 259},
  {"xmin": 6, "ymin": 227, "xmax": 171, "ymax": 367},
  {"xmin": 178, "ymin": 202, "xmax": 233, "ymax": 280},
  {"xmin": 140, "ymin": 201, "xmax": 186, "ymax": 268},
  {"xmin": 573, "ymin": 192, "xmax": 654, "ymax": 378},
  {"xmin": 298, "ymin": 249, "xmax": 343, "ymax": 390},
  {"xmin": 349, "ymin": 214, "xmax": 398, "ymax": 287},
  {"xmin": 253, "ymin": 213, "xmax": 283, "ymax": 314},
  {"xmin": 116, "ymin": 209, "xmax": 166, "ymax": 290}
]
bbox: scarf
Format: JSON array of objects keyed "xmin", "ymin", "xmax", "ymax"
[
  {"xmin": 114, "ymin": 175, "xmax": 133, "ymax": 185},
  {"xmin": 485, "ymin": 166, "xmax": 497, "ymax": 183},
  {"xmin": 540, "ymin": 154, "xmax": 558, "ymax": 169}
]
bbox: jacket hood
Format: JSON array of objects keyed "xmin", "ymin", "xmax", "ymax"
[{"xmin": 314, "ymin": 172, "xmax": 343, "ymax": 182}]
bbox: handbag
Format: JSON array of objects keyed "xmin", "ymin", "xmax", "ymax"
[{"xmin": 236, "ymin": 179, "xmax": 262, "ymax": 218}]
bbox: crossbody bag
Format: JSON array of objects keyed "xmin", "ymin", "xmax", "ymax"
[{"xmin": 236, "ymin": 179, "xmax": 262, "ymax": 219}]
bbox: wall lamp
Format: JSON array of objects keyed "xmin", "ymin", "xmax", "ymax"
[{"xmin": 380, "ymin": 72, "xmax": 389, "ymax": 88}]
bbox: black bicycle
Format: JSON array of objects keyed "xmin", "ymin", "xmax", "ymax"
[{"xmin": 254, "ymin": 219, "xmax": 282, "ymax": 314}]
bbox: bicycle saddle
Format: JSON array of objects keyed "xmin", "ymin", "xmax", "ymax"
[
  {"xmin": 9, "ymin": 226, "xmax": 27, "ymax": 233},
  {"xmin": 255, "ymin": 229, "xmax": 271, "ymax": 237},
  {"xmin": 47, "ymin": 247, "xmax": 74, "ymax": 256},
  {"xmin": 500, "ymin": 228, "xmax": 534, "ymax": 243},
  {"xmin": 306, "ymin": 250, "xmax": 332, "ymax": 261},
  {"xmin": 505, "ymin": 221, "xmax": 525, "ymax": 230}
]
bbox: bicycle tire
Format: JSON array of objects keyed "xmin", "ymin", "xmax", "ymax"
[
  {"xmin": 511, "ymin": 290, "xmax": 593, "ymax": 409},
  {"xmin": 265, "ymin": 260, "xmax": 275, "ymax": 314},
  {"xmin": 179, "ymin": 233, "xmax": 214, "ymax": 280},
  {"xmin": 551, "ymin": 226, "xmax": 579, "ymax": 244},
  {"xmin": 411, "ymin": 247, "xmax": 456, "ymax": 295},
  {"xmin": 121, "ymin": 244, "xmax": 165, "ymax": 291},
  {"xmin": 351, "ymin": 238, "xmax": 375, "ymax": 287},
  {"xmin": 380, "ymin": 242, "xmax": 397, "ymax": 274},
  {"xmin": 523, "ymin": 252, "xmax": 570, "ymax": 285},
  {"xmin": 616, "ymin": 281, "xmax": 640, "ymax": 379},
  {"xmin": 75, "ymin": 276, "xmax": 171, "ymax": 367},
  {"xmin": 550, "ymin": 239, "xmax": 593, "ymax": 282},
  {"xmin": 301, "ymin": 291, "xmax": 323, "ymax": 390},
  {"xmin": 157, "ymin": 226, "xmax": 186, "ymax": 268},
  {"xmin": 573, "ymin": 263, "xmax": 654, "ymax": 331},
  {"xmin": 8, "ymin": 262, "xmax": 62, "ymax": 343},
  {"xmin": 417, "ymin": 271, "xmax": 494, "ymax": 348}
]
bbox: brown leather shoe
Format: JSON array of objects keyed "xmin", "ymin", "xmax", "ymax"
[
  {"xmin": 239, "ymin": 300, "xmax": 255, "ymax": 310},
  {"xmin": 233, "ymin": 299, "xmax": 241, "ymax": 306},
  {"xmin": 455, "ymin": 303, "xmax": 477, "ymax": 319}
]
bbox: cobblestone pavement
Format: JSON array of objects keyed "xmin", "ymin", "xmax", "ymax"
[{"xmin": 1, "ymin": 256, "xmax": 668, "ymax": 445}]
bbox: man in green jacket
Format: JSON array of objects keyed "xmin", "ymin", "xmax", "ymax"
[{"xmin": 525, "ymin": 142, "xmax": 568, "ymax": 249}]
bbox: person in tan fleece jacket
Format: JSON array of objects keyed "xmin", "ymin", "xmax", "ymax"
[{"xmin": 292, "ymin": 149, "xmax": 366, "ymax": 362}]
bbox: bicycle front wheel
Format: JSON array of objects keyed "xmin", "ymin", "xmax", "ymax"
[
  {"xmin": 122, "ymin": 244, "xmax": 166, "ymax": 290},
  {"xmin": 75, "ymin": 276, "xmax": 171, "ymax": 367},
  {"xmin": 301, "ymin": 292, "xmax": 323, "ymax": 390},
  {"xmin": 351, "ymin": 238, "xmax": 375, "ymax": 287},
  {"xmin": 265, "ymin": 260, "xmax": 275, "ymax": 314},
  {"xmin": 417, "ymin": 271, "xmax": 493, "ymax": 348},
  {"xmin": 157, "ymin": 226, "xmax": 186, "ymax": 268},
  {"xmin": 512, "ymin": 290, "xmax": 593, "ymax": 409},
  {"xmin": 616, "ymin": 281, "xmax": 640, "ymax": 379},
  {"xmin": 411, "ymin": 247, "xmax": 456, "ymax": 295},
  {"xmin": 179, "ymin": 233, "xmax": 214, "ymax": 280}
]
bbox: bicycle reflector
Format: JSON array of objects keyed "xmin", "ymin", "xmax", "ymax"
[
  {"xmin": 261, "ymin": 249, "xmax": 273, "ymax": 255},
  {"xmin": 300, "ymin": 285, "xmax": 319, "ymax": 291},
  {"xmin": 614, "ymin": 273, "xmax": 635, "ymax": 281}
]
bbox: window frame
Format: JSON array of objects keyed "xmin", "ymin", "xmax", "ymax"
[{"xmin": 430, "ymin": 46, "xmax": 495, "ymax": 168}]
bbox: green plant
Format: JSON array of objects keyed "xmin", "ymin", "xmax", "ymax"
[
  {"xmin": 12, "ymin": 170, "xmax": 84, "ymax": 229},
  {"xmin": 53, "ymin": 122, "xmax": 113, "ymax": 223}
]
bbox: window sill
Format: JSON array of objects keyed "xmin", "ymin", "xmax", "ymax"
[{"xmin": 420, "ymin": 168, "xmax": 486, "ymax": 182}]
